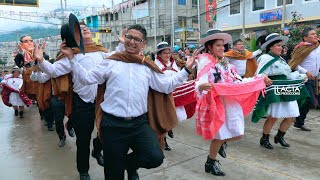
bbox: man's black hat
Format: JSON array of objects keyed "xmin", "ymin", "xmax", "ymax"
[{"xmin": 60, "ymin": 13, "xmax": 84, "ymax": 54}]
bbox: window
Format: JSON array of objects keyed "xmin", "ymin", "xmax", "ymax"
[
  {"xmin": 110, "ymin": 14, "xmax": 113, "ymax": 21},
  {"xmin": 159, "ymin": 0, "xmax": 164, "ymax": 7},
  {"xmin": 115, "ymin": 13, "xmax": 119, "ymax": 21},
  {"xmin": 150, "ymin": 17, "xmax": 154, "ymax": 29},
  {"xmin": 230, "ymin": 0, "xmax": 240, "ymax": 15},
  {"xmin": 277, "ymin": 0, "xmax": 292, "ymax": 6},
  {"xmin": 192, "ymin": 17, "xmax": 198, "ymax": 30},
  {"xmin": 192, "ymin": 0, "xmax": 198, "ymax": 7},
  {"xmin": 252, "ymin": 0, "xmax": 265, "ymax": 11},
  {"xmin": 105, "ymin": 14, "xmax": 109, "ymax": 22},
  {"xmin": 178, "ymin": 0, "xmax": 186, "ymax": 5},
  {"xmin": 159, "ymin": 15, "xmax": 165, "ymax": 28},
  {"xmin": 178, "ymin": 16, "xmax": 187, "ymax": 28}
]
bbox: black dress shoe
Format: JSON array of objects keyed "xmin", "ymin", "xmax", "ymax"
[
  {"xmin": 205, "ymin": 156, "xmax": 225, "ymax": 176},
  {"xmin": 79, "ymin": 173, "xmax": 90, "ymax": 180},
  {"xmin": 295, "ymin": 125, "xmax": 311, "ymax": 131},
  {"xmin": 68, "ymin": 128, "xmax": 75, "ymax": 137},
  {"xmin": 91, "ymin": 150, "xmax": 104, "ymax": 167},
  {"xmin": 218, "ymin": 142, "xmax": 227, "ymax": 158},
  {"xmin": 168, "ymin": 130, "xmax": 174, "ymax": 138},
  {"xmin": 58, "ymin": 136, "xmax": 66, "ymax": 147},
  {"xmin": 127, "ymin": 168, "xmax": 139, "ymax": 180}
]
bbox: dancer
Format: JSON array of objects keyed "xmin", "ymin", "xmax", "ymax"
[
  {"xmin": 252, "ymin": 33, "xmax": 309, "ymax": 149},
  {"xmin": 195, "ymin": 29, "xmax": 267, "ymax": 176}
]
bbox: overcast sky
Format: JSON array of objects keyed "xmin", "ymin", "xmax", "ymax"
[{"xmin": 0, "ymin": 0, "xmax": 123, "ymax": 33}]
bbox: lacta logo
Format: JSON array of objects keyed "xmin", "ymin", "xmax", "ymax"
[{"xmin": 274, "ymin": 86, "xmax": 300, "ymax": 95}]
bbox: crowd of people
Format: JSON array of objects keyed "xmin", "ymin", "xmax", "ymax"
[{"xmin": 0, "ymin": 18, "xmax": 319, "ymax": 180}]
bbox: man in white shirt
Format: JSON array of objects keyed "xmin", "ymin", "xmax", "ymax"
[
  {"xmin": 34, "ymin": 22, "xmax": 126, "ymax": 180},
  {"xmin": 225, "ymin": 39, "xmax": 262, "ymax": 78},
  {"xmin": 289, "ymin": 27, "xmax": 320, "ymax": 131},
  {"xmin": 62, "ymin": 24, "xmax": 196, "ymax": 180}
]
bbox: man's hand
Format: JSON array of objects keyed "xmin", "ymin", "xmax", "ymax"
[
  {"xmin": 60, "ymin": 40, "xmax": 74, "ymax": 60},
  {"xmin": 306, "ymin": 71, "xmax": 315, "ymax": 80},
  {"xmin": 117, "ymin": 28, "xmax": 127, "ymax": 44},
  {"xmin": 199, "ymin": 83, "xmax": 212, "ymax": 91},
  {"xmin": 34, "ymin": 44, "xmax": 44, "ymax": 63},
  {"xmin": 185, "ymin": 49, "xmax": 199, "ymax": 70}
]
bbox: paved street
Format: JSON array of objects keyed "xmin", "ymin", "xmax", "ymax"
[{"xmin": 0, "ymin": 100, "xmax": 319, "ymax": 180}]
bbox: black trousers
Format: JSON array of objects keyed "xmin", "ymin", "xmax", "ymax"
[
  {"xmin": 295, "ymin": 80, "xmax": 316, "ymax": 127},
  {"xmin": 101, "ymin": 112, "xmax": 164, "ymax": 180},
  {"xmin": 72, "ymin": 93, "xmax": 95, "ymax": 174},
  {"xmin": 43, "ymin": 107, "xmax": 54, "ymax": 127},
  {"xmin": 50, "ymin": 96, "xmax": 73, "ymax": 140}
]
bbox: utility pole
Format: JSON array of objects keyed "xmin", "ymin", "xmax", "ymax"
[
  {"xmin": 171, "ymin": 0, "xmax": 174, "ymax": 46},
  {"xmin": 281, "ymin": 0, "xmax": 287, "ymax": 31},
  {"xmin": 154, "ymin": 0, "xmax": 157, "ymax": 50},
  {"xmin": 197, "ymin": 0, "xmax": 201, "ymax": 40},
  {"xmin": 242, "ymin": 0, "xmax": 245, "ymax": 38}
]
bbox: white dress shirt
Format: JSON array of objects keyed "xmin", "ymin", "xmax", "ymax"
[
  {"xmin": 70, "ymin": 58, "xmax": 189, "ymax": 118},
  {"xmin": 295, "ymin": 45, "xmax": 320, "ymax": 76},
  {"xmin": 30, "ymin": 71, "xmax": 51, "ymax": 83},
  {"xmin": 39, "ymin": 44, "xmax": 125, "ymax": 103}
]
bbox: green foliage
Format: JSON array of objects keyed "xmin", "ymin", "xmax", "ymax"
[
  {"xmin": 266, "ymin": 11, "xmax": 312, "ymax": 50},
  {"xmin": 0, "ymin": 26, "xmax": 60, "ymax": 42},
  {"xmin": 244, "ymin": 36, "xmax": 258, "ymax": 52}
]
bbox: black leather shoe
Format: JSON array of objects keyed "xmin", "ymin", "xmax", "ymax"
[
  {"xmin": 68, "ymin": 128, "xmax": 75, "ymax": 137},
  {"xmin": 218, "ymin": 142, "xmax": 227, "ymax": 158},
  {"xmin": 48, "ymin": 125, "xmax": 54, "ymax": 131},
  {"xmin": 164, "ymin": 137, "xmax": 171, "ymax": 151},
  {"xmin": 274, "ymin": 130, "xmax": 290, "ymax": 147},
  {"xmin": 205, "ymin": 156, "xmax": 225, "ymax": 176},
  {"xmin": 79, "ymin": 173, "xmax": 90, "ymax": 180},
  {"xmin": 58, "ymin": 136, "xmax": 66, "ymax": 147},
  {"xmin": 168, "ymin": 130, "xmax": 174, "ymax": 138},
  {"xmin": 260, "ymin": 133, "xmax": 274, "ymax": 149},
  {"xmin": 91, "ymin": 150, "xmax": 104, "ymax": 167},
  {"xmin": 295, "ymin": 125, "xmax": 311, "ymax": 131},
  {"xmin": 127, "ymin": 168, "xmax": 139, "ymax": 180}
]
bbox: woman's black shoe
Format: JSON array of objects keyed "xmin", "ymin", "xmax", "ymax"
[
  {"xmin": 218, "ymin": 142, "xmax": 227, "ymax": 158},
  {"xmin": 92, "ymin": 138, "xmax": 104, "ymax": 166},
  {"xmin": 205, "ymin": 156, "xmax": 225, "ymax": 176},
  {"xmin": 15, "ymin": 110, "xmax": 19, "ymax": 116},
  {"xmin": 274, "ymin": 129, "xmax": 290, "ymax": 147},
  {"xmin": 19, "ymin": 111, "xmax": 24, "ymax": 118},
  {"xmin": 260, "ymin": 133, "xmax": 274, "ymax": 149},
  {"xmin": 164, "ymin": 137, "xmax": 171, "ymax": 151},
  {"xmin": 168, "ymin": 130, "xmax": 174, "ymax": 138}
]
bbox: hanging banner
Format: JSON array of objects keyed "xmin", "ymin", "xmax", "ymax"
[{"xmin": 206, "ymin": 0, "xmax": 217, "ymax": 22}]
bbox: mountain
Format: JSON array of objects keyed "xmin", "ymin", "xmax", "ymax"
[{"xmin": 0, "ymin": 26, "xmax": 60, "ymax": 43}]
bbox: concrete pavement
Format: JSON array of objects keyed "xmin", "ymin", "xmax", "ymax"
[{"xmin": 0, "ymin": 100, "xmax": 319, "ymax": 180}]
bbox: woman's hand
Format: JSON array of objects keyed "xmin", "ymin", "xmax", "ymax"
[
  {"xmin": 263, "ymin": 76, "xmax": 273, "ymax": 86},
  {"xmin": 199, "ymin": 83, "xmax": 212, "ymax": 91}
]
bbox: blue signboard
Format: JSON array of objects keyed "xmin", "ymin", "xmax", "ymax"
[
  {"xmin": 178, "ymin": 0, "xmax": 186, "ymax": 5},
  {"xmin": 260, "ymin": 9, "xmax": 282, "ymax": 23}
]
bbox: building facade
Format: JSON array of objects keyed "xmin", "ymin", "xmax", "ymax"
[{"xmin": 83, "ymin": 0, "xmax": 320, "ymax": 51}]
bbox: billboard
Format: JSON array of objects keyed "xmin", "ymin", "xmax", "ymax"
[
  {"xmin": 132, "ymin": 1, "xmax": 149, "ymax": 19},
  {"xmin": 260, "ymin": 9, "xmax": 283, "ymax": 23},
  {"xmin": 205, "ymin": 0, "xmax": 217, "ymax": 22},
  {"xmin": 0, "ymin": 0, "xmax": 38, "ymax": 7}
]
